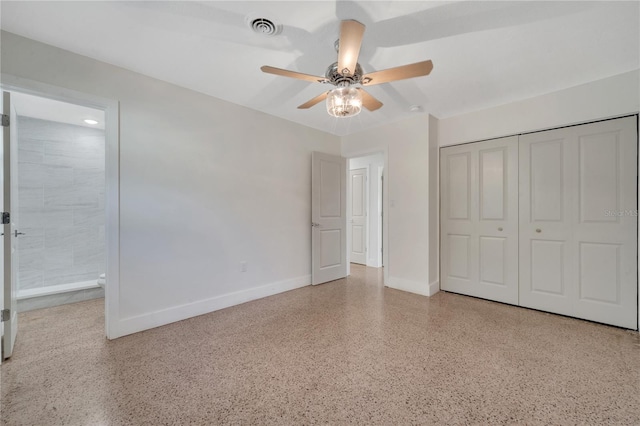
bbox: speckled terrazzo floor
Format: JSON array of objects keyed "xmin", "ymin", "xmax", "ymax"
[{"xmin": 1, "ymin": 265, "xmax": 639, "ymax": 425}]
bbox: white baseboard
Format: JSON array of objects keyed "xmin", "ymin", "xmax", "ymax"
[
  {"xmin": 366, "ymin": 258, "xmax": 381, "ymax": 268},
  {"xmin": 18, "ymin": 280, "xmax": 99, "ymax": 300},
  {"xmin": 387, "ymin": 276, "xmax": 430, "ymax": 296},
  {"xmin": 429, "ymin": 280, "xmax": 440, "ymax": 296},
  {"xmin": 112, "ymin": 275, "xmax": 311, "ymax": 339}
]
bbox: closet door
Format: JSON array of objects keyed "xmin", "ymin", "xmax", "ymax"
[
  {"xmin": 519, "ymin": 116, "xmax": 637, "ymax": 329},
  {"xmin": 518, "ymin": 128, "xmax": 575, "ymax": 315},
  {"xmin": 441, "ymin": 136, "xmax": 519, "ymax": 304}
]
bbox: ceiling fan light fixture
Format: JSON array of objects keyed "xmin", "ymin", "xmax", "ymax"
[
  {"xmin": 326, "ymin": 87, "xmax": 362, "ymax": 118},
  {"xmin": 260, "ymin": 19, "xmax": 432, "ymax": 116}
]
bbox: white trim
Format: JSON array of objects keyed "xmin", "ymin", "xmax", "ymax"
[
  {"xmin": 429, "ymin": 280, "xmax": 440, "ymax": 296},
  {"xmin": 110, "ymin": 275, "xmax": 310, "ymax": 339},
  {"xmin": 377, "ymin": 164, "xmax": 384, "ymax": 268},
  {"xmin": 18, "ymin": 281, "xmax": 99, "ymax": 299},
  {"xmin": 387, "ymin": 276, "xmax": 430, "ymax": 297},
  {"xmin": 1, "ymin": 74, "xmax": 120, "ymax": 340}
]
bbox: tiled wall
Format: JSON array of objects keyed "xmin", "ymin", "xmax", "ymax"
[{"xmin": 17, "ymin": 116, "xmax": 105, "ymax": 292}]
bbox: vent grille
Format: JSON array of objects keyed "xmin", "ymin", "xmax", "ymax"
[{"xmin": 250, "ymin": 18, "xmax": 281, "ymax": 36}]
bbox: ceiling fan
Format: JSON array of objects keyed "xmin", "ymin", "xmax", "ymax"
[{"xmin": 261, "ymin": 19, "xmax": 433, "ymax": 118}]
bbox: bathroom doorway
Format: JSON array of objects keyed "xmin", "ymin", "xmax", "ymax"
[
  {"xmin": 2, "ymin": 79, "xmax": 119, "ymax": 358},
  {"xmin": 11, "ymin": 92, "xmax": 107, "ymax": 313}
]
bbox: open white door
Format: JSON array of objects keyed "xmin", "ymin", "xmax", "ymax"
[
  {"xmin": 349, "ymin": 168, "xmax": 367, "ymax": 265},
  {"xmin": 0, "ymin": 94, "xmax": 4, "ymax": 365},
  {"xmin": 2, "ymin": 91, "xmax": 19, "ymax": 360},
  {"xmin": 312, "ymin": 152, "xmax": 347, "ymax": 285}
]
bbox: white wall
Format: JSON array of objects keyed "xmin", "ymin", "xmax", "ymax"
[
  {"xmin": 342, "ymin": 115, "xmax": 438, "ymax": 297},
  {"xmin": 438, "ymin": 70, "xmax": 640, "ymax": 146},
  {"xmin": 1, "ymin": 31, "xmax": 341, "ymax": 338},
  {"xmin": 349, "ymin": 153, "xmax": 384, "ymax": 267}
]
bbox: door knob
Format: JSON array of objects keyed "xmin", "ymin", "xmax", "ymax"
[
  {"xmin": 14, "ymin": 230, "xmax": 25, "ymax": 237},
  {"xmin": 536, "ymin": 229, "xmax": 541, "ymax": 233},
  {"xmin": 498, "ymin": 227, "xmax": 503, "ymax": 231}
]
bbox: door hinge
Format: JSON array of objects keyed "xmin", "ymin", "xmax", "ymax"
[
  {"xmin": 1, "ymin": 309, "xmax": 9, "ymax": 322},
  {"xmin": 1, "ymin": 114, "xmax": 8, "ymax": 127},
  {"xmin": 1, "ymin": 212, "xmax": 9, "ymax": 225}
]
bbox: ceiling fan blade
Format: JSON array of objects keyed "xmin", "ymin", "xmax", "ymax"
[
  {"xmin": 337, "ymin": 20, "xmax": 365, "ymax": 77},
  {"xmin": 357, "ymin": 89, "xmax": 383, "ymax": 111},
  {"xmin": 261, "ymin": 66, "xmax": 328, "ymax": 84},
  {"xmin": 298, "ymin": 92, "xmax": 329, "ymax": 109},
  {"xmin": 361, "ymin": 60, "xmax": 433, "ymax": 86}
]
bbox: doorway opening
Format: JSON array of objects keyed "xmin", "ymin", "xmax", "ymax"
[
  {"xmin": 12, "ymin": 93, "xmax": 106, "ymax": 313},
  {"xmin": 347, "ymin": 153, "xmax": 384, "ymax": 269},
  {"xmin": 2, "ymin": 79, "xmax": 119, "ymax": 360}
]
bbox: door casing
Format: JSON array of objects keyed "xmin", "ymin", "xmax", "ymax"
[{"xmin": 1, "ymin": 74, "xmax": 120, "ymax": 339}]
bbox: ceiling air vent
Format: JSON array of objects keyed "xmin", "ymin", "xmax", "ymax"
[{"xmin": 249, "ymin": 18, "xmax": 281, "ymax": 36}]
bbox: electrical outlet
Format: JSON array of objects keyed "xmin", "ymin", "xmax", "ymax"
[{"xmin": 240, "ymin": 261, "xmax": 247, "ymax": 272}]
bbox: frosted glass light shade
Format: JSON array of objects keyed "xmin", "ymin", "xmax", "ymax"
[{"xmin": 326, "ymin": 87, "xmax": 362, "ymax": 118}]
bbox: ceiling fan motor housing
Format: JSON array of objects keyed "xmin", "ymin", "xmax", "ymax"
[{"xmin": 325, "ymin": 62, "xmax": 363, "ymax": 86}]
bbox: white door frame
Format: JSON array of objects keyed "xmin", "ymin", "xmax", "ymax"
[
  {"xmin": 378, "ymin": 165, "xmax": 384, "ymax": 268},
  {"xmin": 1, "ymin": 74, "xmax": 120, "ymax": 339},
  {"xmin": 345, "ymin": 149, "xmax": 388, "ymax": 284}
]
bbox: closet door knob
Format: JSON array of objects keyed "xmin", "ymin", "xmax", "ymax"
[
  {"xmin": 536, "ymin": 229, "xmax": 542, "ymax": 233},
  {"xmin": 498, "ymin": 227, "xmax": 503, "ymax": 231}
]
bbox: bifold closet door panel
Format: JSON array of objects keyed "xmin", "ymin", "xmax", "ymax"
[
  {"xmin": 518, "ymin": 129, "xmax": 575, "ymax": 315},
  {"xmin": 572, "ymin": 117, "xmax": 637, "ymax": 328},
  {"xmin": 441, "ymin": 136, "xmax": 519, "ymax": 304},
  {"xmin": 519, "ymin": 116, "xmax": 638, "ymax": 329}
]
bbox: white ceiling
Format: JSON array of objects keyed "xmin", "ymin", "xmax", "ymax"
[
  {"xmin": 11, "ymin": 92, "xmax": 105, "ymax": 130},
  {"xmin": 1, "ymin": 1, "xmax": 638, "ymax": 136}
]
